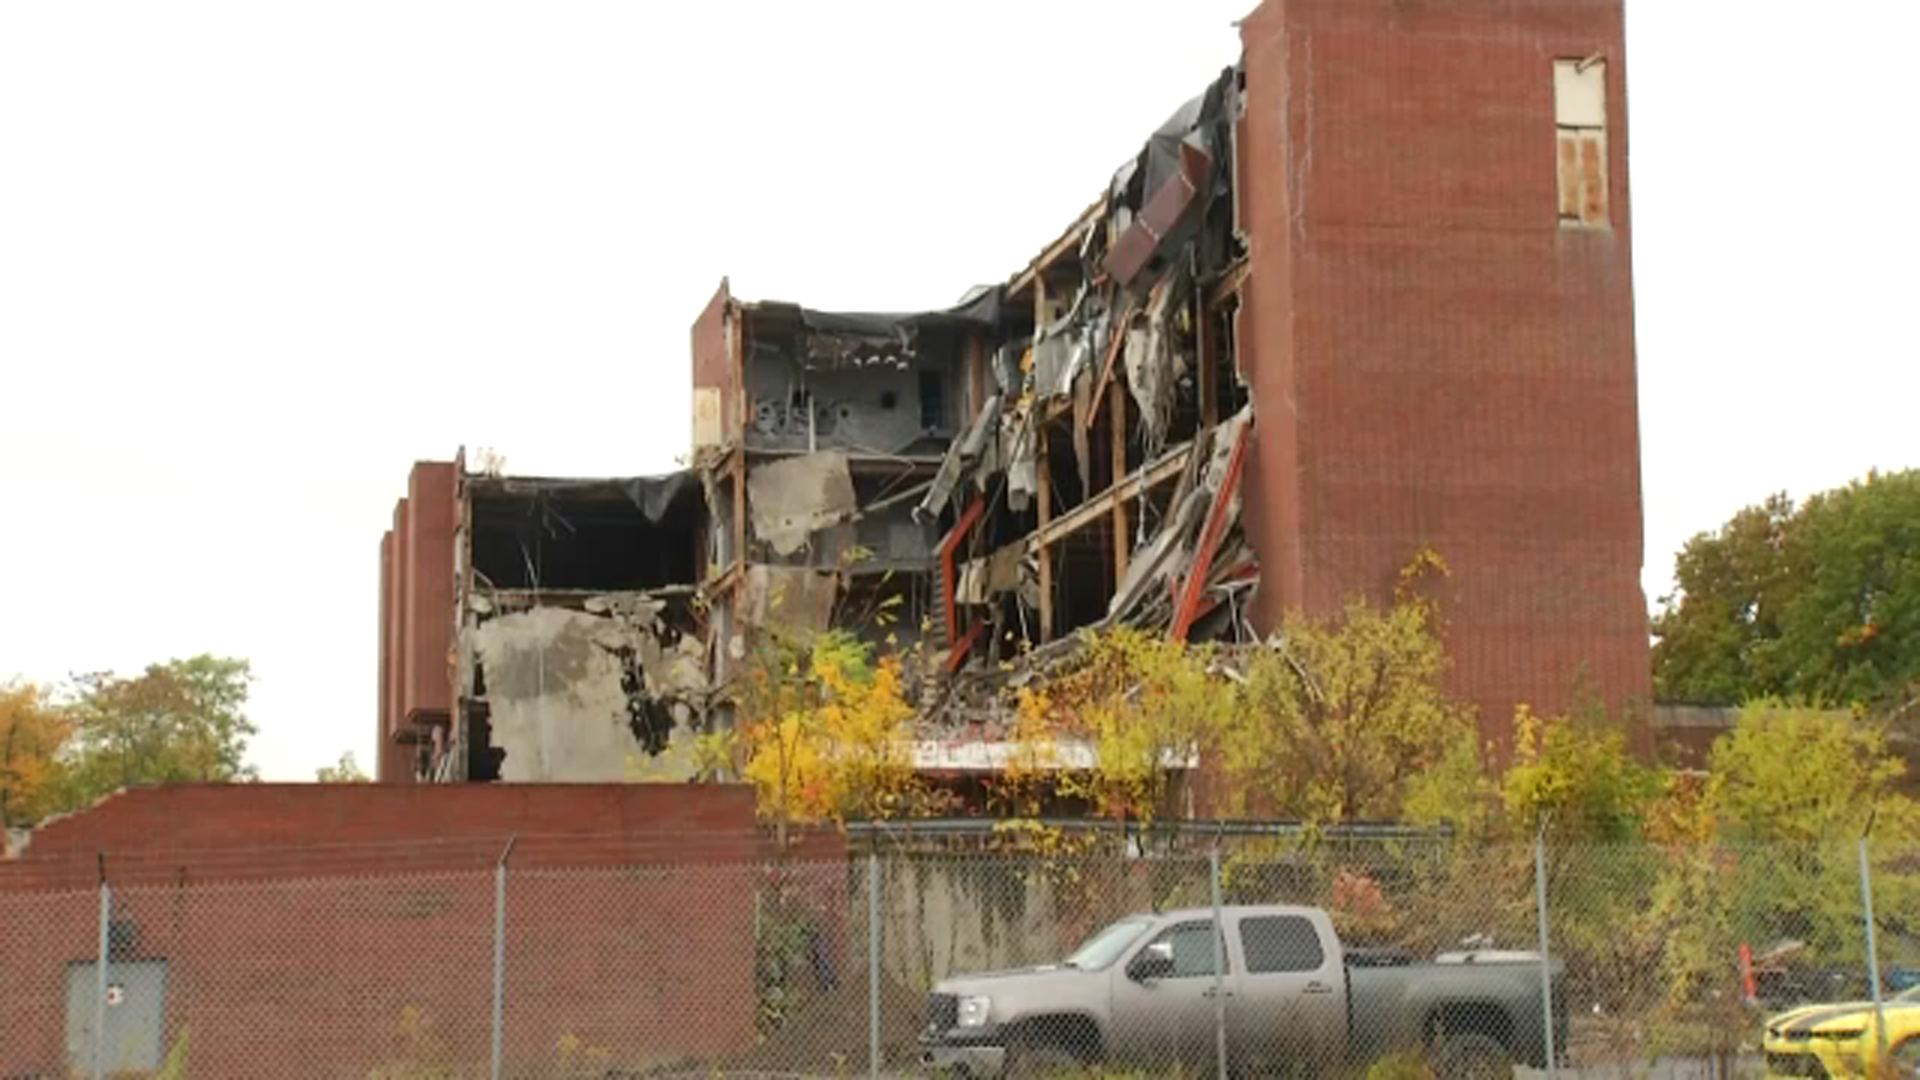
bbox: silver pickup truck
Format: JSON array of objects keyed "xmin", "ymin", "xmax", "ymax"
[{"xmin": 920, "ymin": 904, "xmax": 1564, "ymax": 1079}]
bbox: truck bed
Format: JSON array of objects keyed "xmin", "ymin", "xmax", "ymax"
[{"xmin": 1347, "ymin": 957, "xmax": 1565, "ymax": 1068}]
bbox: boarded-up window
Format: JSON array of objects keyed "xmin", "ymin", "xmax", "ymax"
[{"xmin": 1554, "ymin": 58, "xmax": 1608, "ymax": 229}]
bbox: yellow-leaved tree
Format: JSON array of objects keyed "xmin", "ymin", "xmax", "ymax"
[
  {"xmin": 736, "ymin": 630, "xmax": 935, "ymax": 844},
  {"xmin": 1016, "ymin": 628, "xmax": 1231, "ymax": 828},
  {"xmin": 0, "ymin": 681, "xmax": 73, "ymax": 830},
  {"xmin": 1222, "ymin": 598, "xmax": 1482, "ymax": 826}
]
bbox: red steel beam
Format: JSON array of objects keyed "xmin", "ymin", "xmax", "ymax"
[
  {"xmin": 938, "ymin": 495, "xmax": 987, "ymax": 653},
  {"xmin": 1170, "ymin": 422, "xmax": 1252, "ymax": 643}
]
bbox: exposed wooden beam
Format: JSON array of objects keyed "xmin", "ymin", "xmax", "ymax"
[
  {"xmin": 1207, "ymin": 256, "xmax": 1251, "ymax": 309},
  {"xmin": 1197, "ymin": 285, "xmax": 1218, "ymax": 429},
  {"xmin": 1110, "ymin": 382, "xmax": 1130, "ymax": 584},
  {"xmin": 1035, "ymin": 276, "xmax": 1053, "ymax": 644},
  {"xmin": 1026, "ymin": 439, "xmax": 1191, "ymax": 552},
  {"xmin": 1086, "ymin": 295, "xmax": 1137, "ymax": 431},
  {"xmin": 1007, "ymin": 196, "xmax": 1108, "ymax": 299}
]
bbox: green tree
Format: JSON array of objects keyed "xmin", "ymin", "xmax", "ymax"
[
  {"xmin": 63, "ymin": 655, "xmax": 257, "ymax": 802},
  {"xmin": 315, "ymin": 751, "xmax": 369, "ymax": 782},
  {"xmin": 1654, "ymin": 469, "xmax": 1920, "ymax": 708},
  {"xmin": 1644, "ymin": 704, "xmax": 1919, "ymax": 1016},
  {"xmin": 1224, "ymin": 599, "xmax": 1482, "ymax": 825},
  {"xmin": 1501, "ymin": 704, "xmax": 1661, "ymax": 843},
  {"xmin": 1705, "ymin": 701, "xmax": 1912, "ymax": 847}
]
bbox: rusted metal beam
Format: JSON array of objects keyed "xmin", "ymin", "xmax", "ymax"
[
  {"xmin": 946, "ymin": 620, "xmax": 987, "ymax": 676},
  {"xmin": 1170, "ymin": 421, "xmax": 1253, "ymax": 643},
  {"xmin": 937, "ymin": 495, "xmax": 987, "ymax": 651}
]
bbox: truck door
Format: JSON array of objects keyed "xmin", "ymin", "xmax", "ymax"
[
  {"xmin": 1228, "ymin": 912, "xmax": 1346, "ymax": 1072},
  {"xmin": 1109, "ymin": 918, "xmax": 1229, "ymax": 1073}
]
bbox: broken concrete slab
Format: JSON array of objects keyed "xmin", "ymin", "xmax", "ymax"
[
  {"xmin": 471, "ymin": 605, "xmax": 706, "ymax": 783},
  {"xmin": 916, "ymin": 392, "xmax": 1002, "ymax": 522},
  {"xmin": 747, "ymin": 450, "xmax": 858, "ymax": 556},
  {"xmin": 742, "ymin": 565, "xmax": 840, "ymax": 634}
]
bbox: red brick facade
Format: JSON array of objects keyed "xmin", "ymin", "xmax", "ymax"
[
  {"xmin": 377, "ymin": 461, "xmax": 458, "ymax": 783},
  {"xmin": 1236, "ymin": 0, "xmax": 1651, "ymax": 746},
  {"xmin": 0, "ymin": 785, "xmax": 822, "ymax": 1078}
]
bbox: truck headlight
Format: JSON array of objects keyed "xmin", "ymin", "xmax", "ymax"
[{"xmin": 957, "ymin": 996, "xmax": 992, "ymax": 1028}]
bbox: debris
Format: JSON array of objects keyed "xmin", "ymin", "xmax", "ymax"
[
  {"xmin": 469, "ymin": 599, "xmax": 709, "ymax": 782},
  {"xmin": 916, "ymin": 392, "xmax": 1002, "ymax": 522},
  {"xmin": 742, "ymin": 566, "xmax": 840, "ymax": 635},
  {"xmin": 747, "ymin": 451, "xmax": 858, "ymax": 556}
]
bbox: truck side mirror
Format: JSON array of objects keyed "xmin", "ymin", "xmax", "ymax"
[{"xmin": 1129, "ymin": 940, "xmax": 1176, "ymax": 982}]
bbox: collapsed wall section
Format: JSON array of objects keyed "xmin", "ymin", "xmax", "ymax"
[{"xmin": 457, "ymin": 474, "xmax": 710, "ymax": 782}]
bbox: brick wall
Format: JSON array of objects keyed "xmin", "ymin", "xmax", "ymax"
[
  {"xmin": 402, "ymin": 462, "xmax": 457, "ymax": 730},
  {"xmin": 1237, "ymin": 0, "xmax": 1651, "ymax": 749},
  {"xmin": 381, "ymin": 497, "xmax": 412, "ymax": 783},
  {"xmin": 691, "ymin": 278, "xmax": 736, "ymax": 443},
  {"xmin": 0, "ymin": 784, "xmax": 823, "ymax": 1078}
]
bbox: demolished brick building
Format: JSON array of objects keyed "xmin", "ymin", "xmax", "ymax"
[{"xmin": 378, "ymin": 0, "xmax": 1652, "ymax": 784}]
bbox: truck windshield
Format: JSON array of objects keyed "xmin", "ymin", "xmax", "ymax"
[{"xmin": 1064, "ymin": 917, "xmax": 1152, "ymax": 971}]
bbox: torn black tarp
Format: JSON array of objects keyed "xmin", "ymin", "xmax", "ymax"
[
  {"xmin": 1103, "ymin": 66, "xmax": 1240, "ymax": 289},
  {"xmin": 796, "ymin": 285, "xmax": 1003, "ymax": 337},
  {"xmin": 620, "ymin": 470, "xmax": 701, "ymax": 524},
  {"xmin": 1111, "ymin": 66, "xmax": 1238, "ymax": 216}
]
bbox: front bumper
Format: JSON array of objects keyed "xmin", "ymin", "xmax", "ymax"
[
  {"xmin": 920, "ymin": 1042, "xmax": 1007, "ymax": 1078},
  {"xmin": 1764, "ymin": 1037, "xmax": 1865, "ymax": 1079},
  {"xmin": 921, "ymin": 1027, "xmax": 1006, "ymax": 1079}
]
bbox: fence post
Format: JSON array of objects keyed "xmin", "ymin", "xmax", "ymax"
[
  {"xmin": 869, "ymin": 848, "xmax": 882, "ymax": 1080},
  {"xmin": 1859, "ymin": 837, "xmax": 1889, "ymax": 1062},
  {"xmin": 1534, "ymin": 831, "xmax": 1557, "ymax": 1080},
  {"xmin": 493, "ymin": 836, "xmax": 516, "ymax": 1080},
  {"xmin": 1209, "ymin": 846, "xmax": 1227, "ymax": 1080},
  {"xmin": 92, "ymin": 855, "xmax": 110, "ymax": 1080}
]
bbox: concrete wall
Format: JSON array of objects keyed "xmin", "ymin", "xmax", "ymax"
[
  {"xmin": 744, "ymin": 347, "xmax": 947, "ymax": 456},
  {"xmin": 873, "ymin": 856, "xmax": 1183, "ymax": 991},
  {"xmin": 0, "ymin": 785, "xmax": 765, "ymax": 1078},
  {"xmin": 469, "ymin": 603, "xmax": 706, "ymax": 783},
  {"xmin": 1236, "ymin": 0, "xmax": 1651, "ymax": 748}
]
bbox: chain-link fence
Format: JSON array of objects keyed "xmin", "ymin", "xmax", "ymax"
[{"xmin": 3, "ymin": 834, "xmax": 1916, "ymax": 1079}]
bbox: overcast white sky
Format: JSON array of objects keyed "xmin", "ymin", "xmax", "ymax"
[{"xmin": 3, "ymin": 2, "xmax": 1915, "ymax": 781}]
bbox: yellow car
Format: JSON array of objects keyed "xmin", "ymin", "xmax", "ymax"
[{"xmin": 1765, "ymin": 985, "xmax": 1920, "ymax": 1078}]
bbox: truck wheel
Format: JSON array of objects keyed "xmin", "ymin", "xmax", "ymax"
[
  {"xmin": 1004, "ymin": 1040, "xmax": 1084, "ymax": 1080},
  {"xmin": 1434, "ymin": 1031, "xmax": 1511, "ymax": 1080}
]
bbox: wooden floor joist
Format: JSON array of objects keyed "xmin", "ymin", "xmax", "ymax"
[{"xmin": 1026, "ymin": 439, "xmax": 1191, "ymax": 552}]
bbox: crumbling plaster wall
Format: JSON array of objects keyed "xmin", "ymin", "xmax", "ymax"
[
  {"xmin": 745, "ymin": 347, "xmax": 949, "ymax": 455},
  {"xmin": 470, "ymin": 603, "xmax": 705, "ymax": 782}
]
